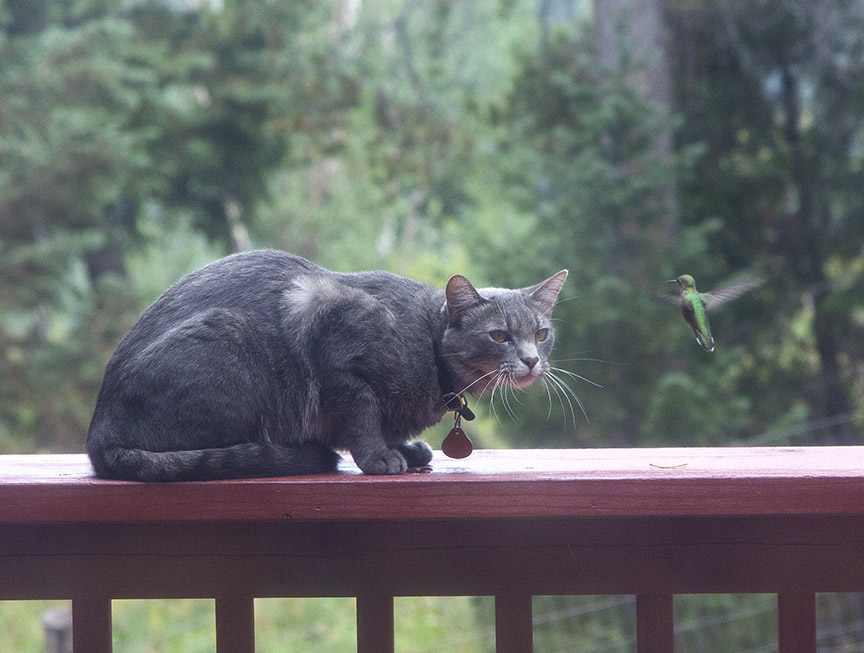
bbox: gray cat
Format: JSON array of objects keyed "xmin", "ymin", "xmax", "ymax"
[{"xmin": 86, "ymin": 250, "xmax": 567, "ymax": 480}]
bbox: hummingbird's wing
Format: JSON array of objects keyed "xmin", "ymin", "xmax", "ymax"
[{"xmin": 703, "ymin": 278, "xmax": 763, "ymax": 309}]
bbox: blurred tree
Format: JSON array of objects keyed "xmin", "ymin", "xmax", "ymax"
[
  {"xmin": 594, "ymin": 0, "xmax": 678, "ymax": 223},
  {"xmin": 254, "ymin": 0, "xmax": 533, "ymax": 281},
  {"xmin": 0, "ymin": 0, "xmax": 340, "ymax": 449},
  {"xmin": 466, "ymin": 16, "xmax": 693, "ymax": 447},
  {"xmin": 146, "ymin": 1, "xmax": 345, "ymax": 249},
  {"xmin": 1, "ymin": 0, "xmax": 862, "ymax": 454},
  {"xmin": 0, "ymin": 0, "xmax": 161, "ymax": 449},
  {"xmin": 668, "ymin": 0, "xmax": 864, "ymax": 443}
]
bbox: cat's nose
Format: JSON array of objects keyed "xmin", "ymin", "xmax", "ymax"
[{"xmin": 521, "ymin": 356, "xmax": 539, "ymax": 370}]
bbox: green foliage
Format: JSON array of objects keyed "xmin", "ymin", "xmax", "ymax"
[
  {"xmin": 674, "ymin": 594, "xmax": 778, "ymax": 652},
  {"xmin": 0, "ymin": 597, "xmax": 494, "ymax": 652},
  {"xmin": 395, "ymin": 596, "xmax": 495, "ymax": 652},
  {"xmin": 533, "ymin": 595, "xmax": 637, "ymax": 651},
  {"xmin": 668, "ymin": 0, "xmax": 864, "ymax": 442},
  {"xmin": 255, "ymin": 598, "xmax": 358, "ymax": 652},
  {"xmin": 0, "ymin": 601, "xmax": 69, "ymax": 651},
  {"xmin": 2, "ymin": 0, "xmax": 863, "ymax": 450},
  {"xmin": 472, "ymin": 26, "xmax": 692, "ymax": 446},
  {"xmin": 0, "ymin": 0, "xmax": 343, "ymax": 449},
  {"xmin": 112, "ymin": 600, "xmax": 216, "ymax": 653}
]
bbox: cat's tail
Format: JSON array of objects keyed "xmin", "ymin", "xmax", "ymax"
[{"xmin": 87, "ymin": 440, "xmax": 341, "ymax": 482}]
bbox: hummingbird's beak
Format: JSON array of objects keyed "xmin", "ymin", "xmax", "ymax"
[{"xmin": 665, "ymin": 279, "xmax": 677, "ymax": 284}]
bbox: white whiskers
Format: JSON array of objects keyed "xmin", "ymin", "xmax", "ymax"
[
  {"xmin": 454, "ymin": 369, "xmax": 500, "ymax": 398},
  {"xmin": 542, "ymin": 369, "xmax": 590, "ymax": 427},
  {"xmin": 498, "ymin": 371, "xmax": 519, "ymax": 421},
  {"xmin": 549, "ymin": 365, "xmax": 603, "ymax": 389},
  {"xmin": 453, "ymin": 362, "xmax": 598, "ymax": 431},
  {"xmin": 485, "ymin": 370, "xmax": 508, "ymax": 424}
]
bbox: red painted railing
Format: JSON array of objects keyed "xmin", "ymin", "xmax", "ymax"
[{"xmin": 2, "ymin": 447, "xmax": 864, "ymax": 652}]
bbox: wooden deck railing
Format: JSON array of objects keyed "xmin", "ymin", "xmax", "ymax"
[{"xmin": 2, "ymin": 447, "xmax": 864, "ymax": 652}]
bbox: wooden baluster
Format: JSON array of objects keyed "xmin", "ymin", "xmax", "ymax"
[
  {"xmin": 636, "ymin": 594, "xmax": 674, "ymax": 653},
  {"xmin": 495, "ymin": 594, "xmax": 533, "ymax": 653},
  {"xmin": 357, "ymin": 594, "xmax": 394, "ymax": 653},
  {"xmin": 215, "ymin": 597, "xmax": 255, "ymax": 653},
  {"xmin": 72, "ymin": 598, "xmax": 112, "ymax": 653},
  {"xmin": 777, "ymin": 593, "xmax": 816, "ymax": 653}
]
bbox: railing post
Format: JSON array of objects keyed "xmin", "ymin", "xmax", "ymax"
[
  {"xmin": 215, "ymin": 596, "xmax": 255, "ymax": 653},
  {"xmin": 495, "ymin": 594, "xmax": 533, "ymax": 653},
  {"xmin": 777, "ymin": 593, "xmax": 816, "ymax": 653},
  {"xmin": 72, "ymin": 598, "xmax": 112, "ymax": 653},
  {"xmin": 636, "ymin": 594, "xmax": 674, "ymax": 653},
  {"xmin": 357, "ymin": 594, "xmax": 394, "ymax": 653},
  {"xmin": 43, "ymin": 606, "xmax": 72, "ymax": 653}
]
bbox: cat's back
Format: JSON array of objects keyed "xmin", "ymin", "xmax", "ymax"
[
  {"xmin": 115, "ymin": 250, "xmax": 322, "ymax": 355},
  {"xmin": 340, "ymin": 269, "xmax": 443, "ymax": 314}
]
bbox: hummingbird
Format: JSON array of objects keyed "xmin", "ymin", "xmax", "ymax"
[{"xmin": 666, "ymin": 274, "xmax": 762, "ymax": 352}]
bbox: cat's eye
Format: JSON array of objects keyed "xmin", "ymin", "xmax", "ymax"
[
  {"xmin": 535, "ymin": 328, "xmax": 549, "ymax": 342},
  {"xmin": 489, "ymin": 330, "xmax": 510, "ymax": 343}
]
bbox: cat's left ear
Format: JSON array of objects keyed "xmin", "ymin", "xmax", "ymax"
[
  {"xmin": 524, "ymin": 270, "xmax": 568, "ymax": 313},
  {"xmin": 445, "ymin": 274, "xmax": 484, "ymax": 323}
]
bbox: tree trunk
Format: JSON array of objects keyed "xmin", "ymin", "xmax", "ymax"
[
  {"xmin": 778, "ymin": 55, "xmax": 855, "ymax": 443},
  {"xmin": 593, "ymin": 0, "xmax": 679, "ymax": 228}
]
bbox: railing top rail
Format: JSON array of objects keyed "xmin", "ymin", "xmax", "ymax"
[{"xmin": 1, "ymin": 447, "xmax": 863, "ymax": 523}]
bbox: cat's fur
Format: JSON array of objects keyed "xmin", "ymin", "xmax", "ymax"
[{"xmin": 86, "ymin": 250, "xmax": 567, "ymax": 481}]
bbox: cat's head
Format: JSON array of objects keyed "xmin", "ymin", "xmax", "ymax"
[{"xmin": 440, "ymin": 270, "xmax": 568, "ymax": 396}]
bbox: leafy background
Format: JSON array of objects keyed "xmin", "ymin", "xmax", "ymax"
[{"xmin": 2, "ymin": 0, "xmax": 863, "ymax": 649}]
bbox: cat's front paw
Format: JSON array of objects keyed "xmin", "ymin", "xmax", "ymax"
[
  {"xmin": 354, "ymin": 448, "xmax": 408, "ymax": 475},
  {"xmin": 398, "ymin": 440, "xmax": 433, "ymax": 467}
]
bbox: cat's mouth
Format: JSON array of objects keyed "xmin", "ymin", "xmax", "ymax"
[
  {"xmin": 468, "ymin": 366, "xmax": 544, "ymax": 393},
  {"xmin": 461, "ymin": 362, "xmax": 546, "ymax": 395},
  {"xmin": 508, "ymin": 369, "xmax": 544, "ymax": 389}
]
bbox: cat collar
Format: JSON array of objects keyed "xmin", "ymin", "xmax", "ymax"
[
  {"xmin": 442, "ymin": 392, "xmax": 476, "ymax": 421},
  {"xmin": 441, "ymin": 392, "xmax": 475, "ymax": 459}
]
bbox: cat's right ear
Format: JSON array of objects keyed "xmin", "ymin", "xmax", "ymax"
[
  {"xmin": 525, "ymin": 270, "xmax": 568, "ymax": 313},
  {"xmin": 445, "ymin": 274, "xmax": 484, "ymax": 323}
]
